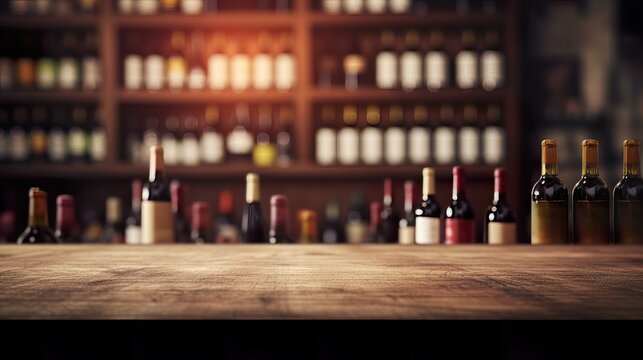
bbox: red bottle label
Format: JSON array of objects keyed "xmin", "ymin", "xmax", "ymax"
[{"xmin": 445, "ymin": 218, "xmax": 475, "ymax": 244}]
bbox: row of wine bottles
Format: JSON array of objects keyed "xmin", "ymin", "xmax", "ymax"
[
  {"xmin": 531, "ymin": 139, "xmax": 642, "ymax": 244},
  {"xmin": 117, "ymin": 0, "xmax": 291, "ymax": 14},
  {"xmin": 320, "ymin": 0, "xmax": 500, "ymax": 14},
  {"xmin": 0, "ymin": 105, "xmax": 106, "ymax": 163},
  {"xmin": 123, "ymin": 31, "xmax": 295, "ymax": 92},
  {"xmin": 7, "ymin": 0, "xmax": 97, "ymax": 15},
  {"xmin": 316, "ymin": 104, "xmax": 505, "ymax": 166}
]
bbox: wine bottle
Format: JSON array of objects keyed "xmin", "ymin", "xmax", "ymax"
[
  {"xmin": 181, "ymin": 116, "xmax": 201, "ymax": 166},
  {"xmin": 200, "ymin": 105, "xmax": 225, "ymax": 164},
  {"xmin": 167, "ymin": 31, "xmax": 187, "ymax": 91},
  {"xmin": 125, "ymin": 179, "xmax": 142, "ymax": 245},
  {"xmin": 481, "ymin": 30, "xmax": 504, "ymax": 91},
  {"xmin": 415, "ymin": 167, "xmax": 441, "ymax": 245},
  {"xmin": 276, "ymin": 106, "xmax": 293, "ymax": 166},
  {"xmin": 572, "ymin": 139, "xmax": 610, "ymax": 244},
  {"xmin": 9, "ymin": 107, "xmax": 30, "ymax": 162},
  {"xmin": 141, "ymin": 116, "xmax": 160, "ymax": 164},
  {"xmin": 376, "ymin": 30, "xmax": 398, "ymax": 89},
  {"xmin": 425, "ymin": 30, "xmax": 449, "ymax": 91},
  {"xmin": 337, "ymin": 105, "xmax": 360, "ymax": 165},
  {"xmin": 531, "ymin": 139, "xmax": 569, "ymax": 244},
  {"xmin": 316, "ymin": 105, "xmax": 337, "ymax": 165},
  {"xmin": 171, "ymin": 180, "xmax": 191, "ymax": 243},
  {"xmin": 398, "ymin": 180, "xmax": 416, "ymax": 245},
  {"xmin": 226, "ymin": 104, "xmax": 254, "ymax": 161},
  {"xmin": 89, "ymin": 107, "xmax": 107, "ymax": 162},
  {"xmin": 215, "ymin": 189, "xmax": 241, "ymax": 244},
  {"xmin": 613, "ymin": 140, "xmax": 643, "ymax": 244},
  {"xmin": 456, "ymin": 30, "xmax": 478, "ymax": 89},
  {"xmin": 190, "ymin": 201, "xmax": 212, "ymax": 244},
  {"xmin": 55, "ymin": 195, "xmax": 80, "ymax": 243},
  {"xmin": 103, "ymin": 197, "xmax": 125, "ymax": 244},
  {"xmin": 434, "ymin": 105, "xmax": 456, "ymax": 165},
  {"xmin": 322, "ymin": 201, "xmax": 344, "ymax": 244},
  {"xmin": 482, "ymin": 104, "xmax": 505, "ymax": 165},
  {"xmin": 346, "ymin": 192, "xmax": 368, "ymax": 243},
  {"xmin": 400, "ymin": 30, "xmax": 422, "ymax": 92},
  {"xmin": 384, "ymin": 105, "xmax": 407, "ymax": 165},
  {"xmin": 47, "ymin": 107, "xmax": 67, "ymax": 163},
  {"xmin": 253, "ymin": 105, "xmax": 277, "ymax": 167},
  {"xmin": 445, "ymin": 166, "xmax": 475, "ymax": 244},
  {"xmin": 241, "ymin": 173, "xmax": 266, "ymax": 243},
  {"xmin": 81, "ymin": 32, "xmax": 100, "ymax": 90},
  {"xmin": 269, "ymin": 194, "xmax": 293, "ymax": 244},
  {"xmin": 141, "ymin": 145, "xmax": 174, "ymax": 244},
  {"xmin": 161, "ymin": 116, "xmax": 180, "ymax": 165},
  {"xmin": 298, "ymin": 210, "xmax": 318, "ymax": 243},
  {"xmin": 484, "ymin": 168, "xmax": 516, "ymax": 244},
  {"xmin": 29, "ymin": 105, "xmax": 49, "ymax": 163},
  {"xmin": 458, "ymin": 104, "xmax": 480, "ymax": 165},
  {"xmin": 252, "ymin": 32, "xmax": 273, "ymax": 90},
  {"xmin": 207, "ymin": 32, "xmax": 228, "ymax": 90},
  {"xmin": 68, "ymin": 106, "xmax": 88, "ymax": 163},
  {"xmin": 408, "ymin": 105, "xmax": 430, "ymax": 164},
  {"xmin": 186, "ymin": 31, "xmax": 206, "ymax": 90},
  {"xmin": 379, "ymin": 178, "xmax": 399, "ymax": 243},
  {"xmin": 366, "ymin": 201, "xmax": 383, "ymax": 243},
  {"xmin": 361, "ymin": 105, "xmax": 383, "ymax": 165},
  {"xmin": 17, "ymin": 188, "xmax": 59, "ymax": 244},
  {"xmin": 230, "ymin": 42, "xmax": 250, "ymax": 92}
]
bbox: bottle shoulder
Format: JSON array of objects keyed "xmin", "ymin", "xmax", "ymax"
[
  {"xmin": 446, "ymin": 198, "xmax": 474, "ymax": 219},
  {"xmin": 572, "ymin": 176, "xmax": 610, "ymax": 201},
  {"xmin": 414, "ymin": 197, "xmax": 441, "ymax": 217},
  {"xmin": 486, "ymin": 200, "xmax": 515, "ymax": 223},
  {"xmin": 614, "ymin": 176, "xmax": 643, "ymax": 201},
  {"xmin": 17, "ymin": 227, "xmax": 59, "ymax": 244},
  {"xmin": 531, "ymin": 176, "xmax": 568, "ymax": 201}
]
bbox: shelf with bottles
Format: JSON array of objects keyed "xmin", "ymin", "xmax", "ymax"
[
  {"xmin": 1, "ymin": 0, "xmax": 99, "ymax": 17},
  {"xmin": 115, "ymin": 0, "xmax": 293, "ymax": 15},
  {"xmin": 117, "ymin": 90, "xmax": 294, "ymax": 104},
  {"xmin": 315, "ymin": 0, "xmax": 504, "ymax": 15},
  {"xmin": 115, "ymin": 13, "xmax": 295, "ymax": 28},
  {"xmin": 120, "ymin": 30, "xmax": 296, "ymax": 94}
]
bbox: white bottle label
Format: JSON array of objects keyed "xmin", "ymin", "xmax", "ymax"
[
  {"xmin": 456, "ymin": 51, "xmax": 478, "ymax": 89},
  {"xmin": 68, "ymin": 128, "xmax": 86, "ymax": 157},
  {"xmin": 162, "ymin": 135, "xmax": 179, "ymax": 165},
  {"xmin": 384, "ymin": 127, "xmax": 406, "ymax": 165},
  {"xmin": 275, "ymin": 54, "xmax": 295, "ymax": 91},
  {"xmin": 82, "ymin": 57, "xmax": 100, "ymax": 90},
  {"xmin": 137, "ymin": 0, "xmax": 159, "ymax": 14},
  {"xmin": 252, "ymin": 54, "xmax": 273, "ymax": 90},
  {"xmin": 124, "ymin": 55, "xmax": 143, "ymax": 90},
  {"xmin": 399, "ymin": 226, "xmax": 415, "ymax": 245},
  {"xmin": 181, "ymin": 0, "xmax": 203, "ymax": 14},
  {"xmin": 226, "ymin": 128, "xmax": 254, "ymax": 155},
  {"xmin": 125, "ymin": 225, "xmax": 141, "ymax": 245},
  {"xmin": 389, "ymin": 0, "xmax": 411, "ymax": 13},
  {"xmin": 481, "ymin": 51, "xmax": 504, "ymax": 91},
  {"xmin": 360, "ymin": 127, "xmax": 383, "ymax": 165},
  {"xmin": 425, "ymin": 51, "xmax": 448, "ymax": 91},
  {"xmin": 315, "ymin": 127, "xmax": 337, "ymax": 165},
  {"xmin": 323, "ymin": 0, "xmax": 342, "ymax": 13},
  {"xmin": 488, "ymin": 222, "xmax": 516, "ymax": 245},
  {"xmin": 144, "ymin": 55, "xmax": 165, "ymax": 90},
  {"xmin": 58, "ymin": 58, "xmax": 78, "ymax": 89},
  {"xmin": 91, "ymin": 128, "xmax": 107, "ymax": 162},
  {"xmin": 337, "ymin": 127, "xmax": 359, "ymax": 165},
  {"xmin": 119, "ymin": 0, "xmax": 134, "ymax": 13},
  {"xmin": 187, "ymin": 67, "xmax": 206, "ymax": 90},
  {"xmin": 408, "ymin": 126, "xmax": 430, "ymax": 164},
  {"xmin": 415, "ymin": 217, "xmax": 440, "ymax": 244},
  {"xmin": 459, "ymin": 126, "xmax": 479, "ymax": 164},
  {"xmin": 141, "ymin": 201, "xmax": 174, "ymax": 244},
  {"xmin": 375, "ymin": 52, "xmax": 397, "ymax": 89},
  {"xmin": 47, "ymin": 128, "xmax": 66, "ymax": 162},
  {"xmin": 365, "ymin": 0, "xmax": 386, "ymax": 13},
  {"xmin": 181, "ymin": 135, "xmax": 201, "ymax": 165},
  {"xmin": 434, "ymin": 126, "xmax": 455, "ymax": 164},
  {"xmin": 9, "ymin": 127, "xmax": 29, "ymax": 161},
  {"xmin": 400, "ymin": 51, "xmax": 422, "ymax": 91},
  {"xmin": 207, "ymin": 55, "xmax": 228, "ymax": 89},
  {"xmin": 200, "ymin": 131, "xmax": 224, "ymax": 163},
  {"xmin": 230, "ymin": 54, "xmax": 250, "ymax": 91},
  {"xmin": 483, "ymin": 126, "xmax": 505, "ymax": 165},
  {"xmin": 344, "ymin": 0, "xmax": 364, "ymax": 13}
]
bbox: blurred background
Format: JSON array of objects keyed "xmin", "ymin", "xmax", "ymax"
[{"xmin": 0, "ymin": 0, "xmax": 641, "ymax": 243}]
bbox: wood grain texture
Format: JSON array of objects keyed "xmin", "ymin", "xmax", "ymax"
[{"xmin": 1, "ymin": 245, "xmax": 641, "ymax": 319}]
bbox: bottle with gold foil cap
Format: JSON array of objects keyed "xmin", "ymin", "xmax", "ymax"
[
  {"xmin": 17, "ymin": 188, "xmax": 59, "ymax": 244},
  {"xmin": 531, "ymin": 139, "xmax": 569, "ymax": 244},
  {"xmin": 298, "ymin": 209, "xmax": 318, "ymax": 243},
  {"xmin": 141, "ymin": 145, "xmax": 174, "ymax": 244},
  {"xmin": 572, "ymin": 139, "xmax": 610, "ymax": 244},
  {"xmin": 613, "ymin": 140, "xmax": 643, "ymax": 244},
  {"xmin": 241, "ymin": 173, "xmax": 266, "ymax": 243}
]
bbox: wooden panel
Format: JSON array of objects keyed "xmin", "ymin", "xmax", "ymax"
[
  {"xmin": 0, "ymin": 15, "xmax": 98, "ymax": 28},
  {"xmin": 118, "ymin": 90, "xmax": 294, "ymax": 104},
  {"xmin": 310, "ymin": 88, "xmax": 505, "ymax": 102},
  {"xmin": 309, "ymin": 13, "xmax": 503, "ymax": 28},
  {"xmin": 0, "ymin": 245, "xmax": 641, "ymax": 319},
  {"xmin": 0, "ymin": 91, "xmax": 99, "ymax": 103},
  {"xmin": 115, "ymin": 13, "xmax": 295, "ymax": 29}
]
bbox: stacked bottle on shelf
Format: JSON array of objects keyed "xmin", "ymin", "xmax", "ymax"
[
  {"xmin": 123, "ymin": 30, "xmax": 295, "ymax": 92},
  {"xmin": 6, "ymin": 0, "xmax": 98, "ymax": 15},
  {"xmin": 315, "ymin": 103, "xmax": 506, "ymax": 166},
  {"xmin": 320, "ymin": 0, "xmax": 500, "ymax": 14},
  {"xmin": 117, "ymin": 0, "xmax": 291, "ymax": 14},
  {"xmin": 0, "ymin": 105, "xmax": 106, "ymax": 163},
  {"xmin": 125, "ymin": 103, "xmax": 293, "ymax": 166}
]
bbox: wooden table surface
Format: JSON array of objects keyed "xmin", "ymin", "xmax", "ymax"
[{"xmin": 1, "ymin": 245, "xmax": 642, "ymax": 319}]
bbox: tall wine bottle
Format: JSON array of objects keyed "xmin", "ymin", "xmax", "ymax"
[
  {"xmin": 484, "ymin": 168, "xmax": 516, "ymax": 244},
  {"xmin": 572, "ymin": 139, "xmax": 609, "ymax": 244},
  {"xmin": 241, "ymin": 173, "xmax": 266, "ymax": 243},
  {"xmin": 125, "ymin": 179, "xmax": 142, "ymax": 245},
  {"xmin": 269, "ymin": 194, "xmax": 292, "ymax": 244},
  {"xmin": 171, "ymin": 180, "xmax": 191, "ymax": 243},
  {"xmin": 398, "ymin": 180, "xmax": 416, "ymax": 244},
  {"xmin": 55, "ymin": 194, "xmax": 80, "ymax": 243},
  {"xmin": 103, "ymin": 197, "xmax": 125, "ymax": 244},
  {"xmin": 215, "ymin": 190, "xmax": 241, "ymax": 244},
  {"xmin": 379, "ymin": 178, "xmax": 399, "ymax": 243},
  {"xmin": 531, "ymin": 139, "xmax": 568, "ymax": 244},
  {"xmin": 17, "ymin": 188, "xmax": 59, "ymax": 244},
  {"xmin": 415, "ymin": 167, "xmax": 441, "ymax": 244},
  {"xmin": 322, "ymin": 200, "xmax": 344, "ymax": 244},
  {"xmin": 445, "ymin": 166, "xmax": 475, "ymax": 244},
  {"xmin": 141, "ymin": 145, "xmax": 174, "ymax": 244},
  {"xmin": 613, "ymin": 140, "xmax": 643, "ymax": 244},
  {"xmin": 298, "ymin": 210, "xmax": 318, "ymax": 243},
  {"xmin": 190, "ymin": 201, "xmax": 212, "ymax": 244}
]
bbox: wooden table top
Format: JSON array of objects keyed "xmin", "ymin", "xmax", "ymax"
[{"xmin": 0, "ymin": 244, "xmax": 642, "ymax": 319}]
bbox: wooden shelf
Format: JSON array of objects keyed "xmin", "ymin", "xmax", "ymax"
[
  {"xmin": 310, "ymin": 87, "xmax": 506, "ymax": 102},
  {"xmin": 0, "ymin": 163, "xmax": 497, "ymax": 180},
  {"xmin": 0, "ymin": 91, "xmax": 100, "ymax": 103},
  {"xmin": 310, "ymin": 12, "xmax": 503, "ymax": 27},
  {"xmin": 118, "ymin": 90, "xmax": 294, "ymax": 104},
  {"xmin": 0, "ymin": 15, "xmax": 98, "ymax": 28},
  {"xmin": 115, "ymin": 13, "xmax": 295, "ymax": 29}
]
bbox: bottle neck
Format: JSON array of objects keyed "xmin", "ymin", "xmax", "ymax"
[
  {"xmin": 452, "ymin": 174, "xmax": 465, "ymax": 200},
  {"xmin": 422, "ymin": 173, "xmax": 435, "ymax": 199},
  {"xmin": 246, "ymin": 180, "xmax": 260, "ymax": 204},
  {"xmin": 542, "ymin": 162, "xmax": 558, "ymax": 176},
  {"xmin": 582, "ymin": 162, "xmax": 599, "ymax": 177},
  {"xmin": 149, "ymin": 154, "xmax": 165, "ymax": 182},
  {"xmin": 624, "ymin": 163, "xmax": 641, "ymax": 177},
  {"xmin": 623, "ymin": 141, "xmax": 640, "ymax": 177},
  {"xmin": 29, "ymin": 196, "xmax": 49, "ymax": 228},
  {"xmin": 383, "ymin": 179, "xmax": 393, "ymax": 208},
  {"xmin": 494, "ymin": 170, "xmax": 506, "ymax": 203}
]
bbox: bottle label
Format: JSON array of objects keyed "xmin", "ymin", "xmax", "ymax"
[
  {"xmin": 483, "ymin": 126, "xmax": 504, "ymax": 164},
  {"xmin": 481, "ymin": 51, "xmax": 504, "ymax": 91},
  {"xmin": 344, "ymin": 0, "xmax": 364, "ymax": 13},
  {"xmin": 389, "ymin": 0, "xmax": 411, "ymax": 13},
  {"xmin": 226, "ymin": 128, "xmax": 254, "ymax": 155},
  {"xmin": 323, "ymin": 0, "xmax": 342, "ymax": 13},
  {"xmin": 275, "ymin": 54, "xmax": 295, "ymax": 90},
  {"xmin": 384, "ymin": 127, "xmax": 406, "ymax": 165},
  {"xmin": 458, "ymin": 126, "xmax": 480, "ymax": 164},
  {"xmin": 187, "ymin": 67, "xmax": 206, "ymax": 90},
  {"xmin": 337, "ymin": 127, "xmax": 359, "ymax": 165},
  {"xmin": 252, "ymin": 54, "xmax": 273, "ymax": 90},
  {"xmin": 434, "ymin": 126, "xmax": 455, "ymax": 164},
  {"xmin": 207, "ymin": 55, "xmax": 228, "ymax": 89},
  {"xmin": 91, "ymin": 128, "xmax": 107, "ymax": 162},
  {"xmin": 58, "ymin": 58, "xmax": 78, "ymax": 89},
  {"xmin": 68, "ymin": 128, "xmax": 87, "ymax": 157},
  {"xmin": 346, "ymin": 221, "xmax": 367, "ymax": 244},
  {"xmin": 124, "ymin": 55, "xmax": 143, "ymax": 90},
  {"xmin": 488, "ymin": 222, "xmax": 516, "ymax": 244},
  {"xmin": 200, "ymin": 131, "xmax": 224, "ymax": 163},
  {"xmin": 426, "ymin": 51, "xmax": 448, "ymax": 90},
  {"xmin": 30, "ymin": 127, "xmax": 48, "ymax": 155},
  {"xmin": 366, "ymin": 0, "xmax": 386, "ymax": 13},
  {"xmin": 456, "ymin": 51, "xmax": 478, "ymax": 89},
  {"xmin": 125, "ymin": 225, "xmax": 141, "ymax": 245},
  {"xmin": 144, "ymin": 56, "xmax": 165, "ymax": 90},
  {"xmin": 360, "ymin": 127, "xmax": 383, "ymax": 165},
  {"xmin": 398, "ymin": 226, "xmax": 415, "ymax": 245},
  {"xmin": 315, "ymin": 127, "xmax": 337, "ymax": 165},
  {"xmin": 408, "ymin": 127, "xmax": 430, "ymax": 164},
  {"xmin": 415, "ymin": 217, "xmax": 440, "ymax": 244},
  {"xmin": 531, "ymin": 201, "xmax": 568, "ymax": 244},
  {"xmin": 167, "ymin": 56, "xmax": 186, "ymax": 90},
  {"xmin": 376, "ymin": 52, "xmax": 397, "ymax": 89},
  {"xmin": 138, "ymin": 0, "xmax": 159, "ymax": 13},
  {"xmin": 400, "ymin": 52, "xmax": 422, "ymax": 91},
  {"xmin": 9, "ymin": 127, "xmax": 29, "ymax": 161},
  {"xmin": 230, "ymin": 55, "xmax": 250, "ymax": 91},
  {"xmin": 82, "ymin": 57, "xmax": 100, "ymax": 90},
  {"xmin": 445, "ymin": 218, "xmax": 475, "ymax": 244},
  {"xmin": 615, "ymin": 200, "xmax": 643, "ymax": 244},
  {"xmin": 37, "ymin": 58, "xmax": 56, "ymax": 89},
  {"xmin": 181, "ymin": 0, "xmax": 203, "ymax": 13},
  {"xmin": 573, "ymin": 200, "xmax": 610, "ymax": 244},
  {"xmin": 181, "ymin": 135, "xmax": 201, "ymax": 165},
  {"xmin": 141, "ymin": 201, "xmax": 174, "ymax": 244},
  {"xmin": 162, "ymin": 135, "xmax": 179, "ymax": 165}
]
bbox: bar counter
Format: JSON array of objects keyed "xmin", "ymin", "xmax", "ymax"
[{"xmin": 1, "ymin": 245, "xmax": 642, "ymax": 319}]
